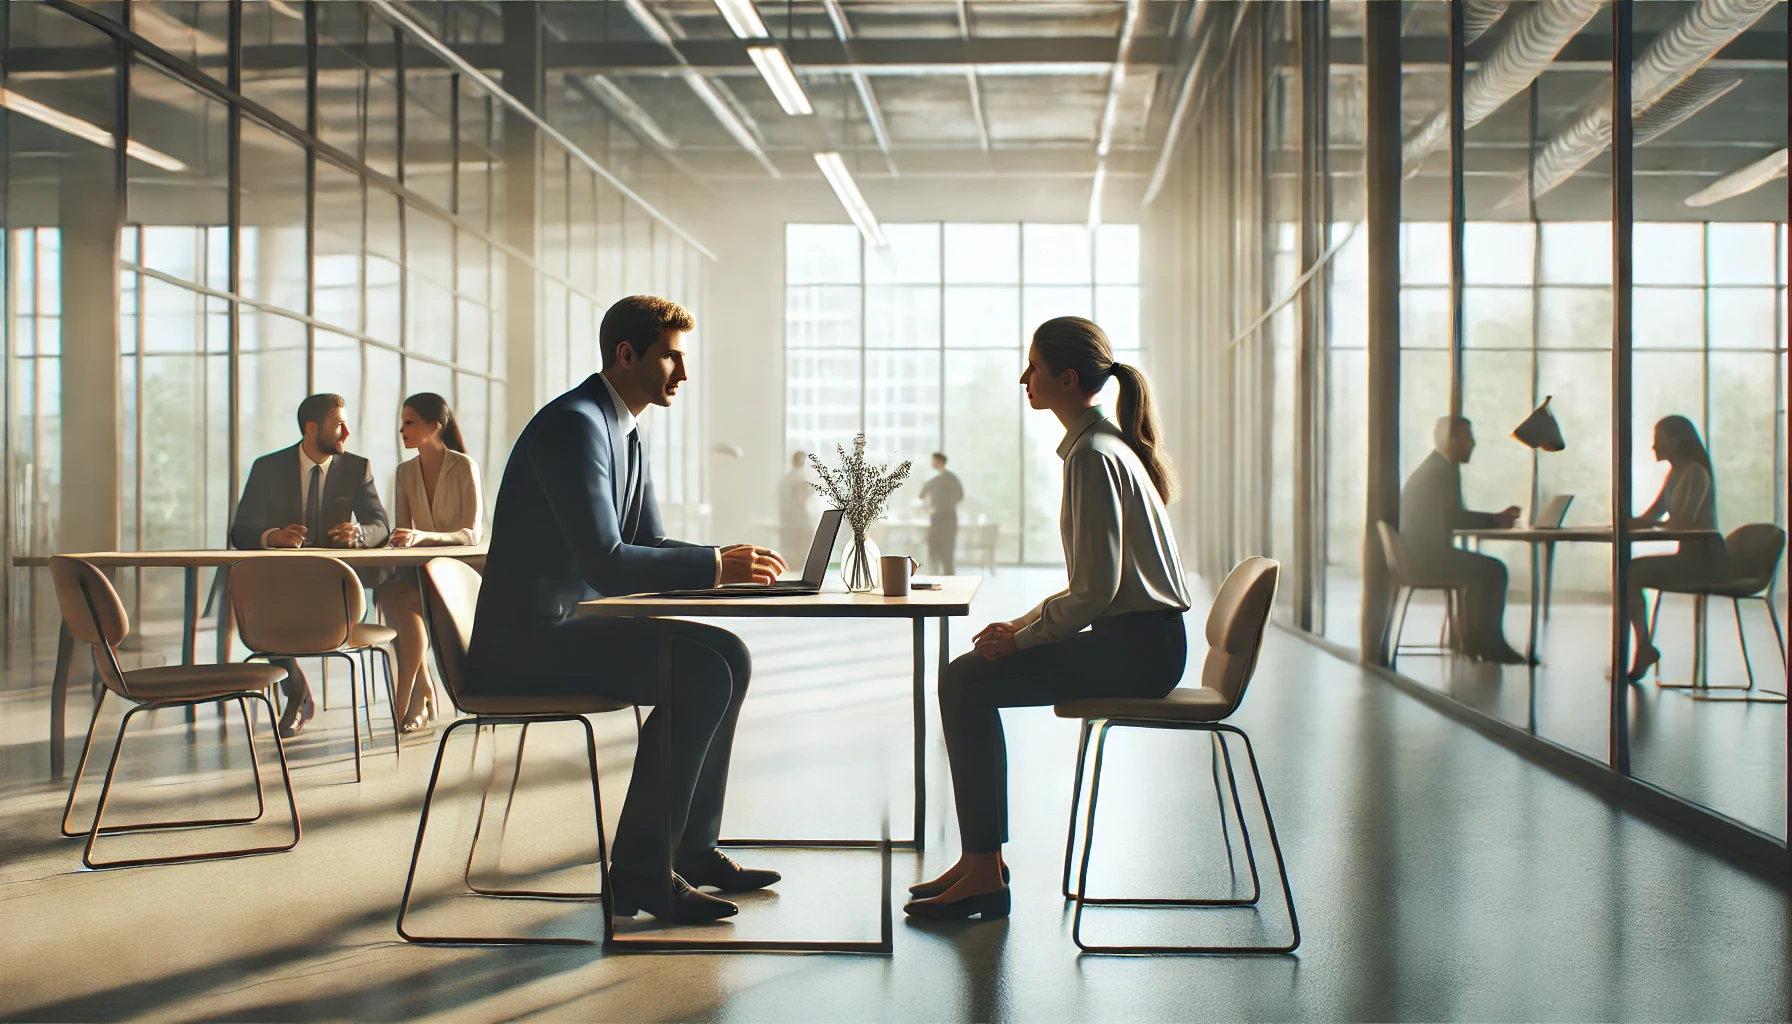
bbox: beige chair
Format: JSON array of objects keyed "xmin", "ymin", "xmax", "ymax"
[
  {"xmin": 1649, "ymin": 523, "xmax": 1787, "ymax": 704},
  {"xmin": 230, "ymin": 555, "xmax": 400, "ymax": 782},
  {"xmin": 1053, "ymin": 556, "xmax": 1298, "ymax": 955},
  {"xmin": 398, "ymin": 556, "xmax": 632, "ymax": 946},
  {"xmin": 1377, "ymin": 521, "xmax": 1461, "ymax": 668},
  {"xmin": 50, "ymin": 556, "xmax": 298, "ymax": 869}
]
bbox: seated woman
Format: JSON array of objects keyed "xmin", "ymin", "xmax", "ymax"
[
  {"xmin": 905, "ymin": 316, "xmax": 1192, "ymax": 922},
  {"xmin": 1626, "ymin": 414, "xmax": 1727, "ymax": 682},
  {"xmin": 379, "ymin": 392, "xmax": 484, "ymax": 731}
]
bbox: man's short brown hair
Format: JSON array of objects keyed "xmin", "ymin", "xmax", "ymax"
[
  {"xmin": 297, "ymin": 393, "xmax": 346, "ymax": 434},
  {"xmin": 600, "ymin": 295, "xmax": 694, "ymax": 369}
]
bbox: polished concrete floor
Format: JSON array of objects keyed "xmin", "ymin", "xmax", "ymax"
[{"xmin": 1, "ymin": 569, "xmax": 1788, "ymax": 1022}]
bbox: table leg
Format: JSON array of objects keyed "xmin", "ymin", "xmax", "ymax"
[
  {"xmin": 49, "ymin": 622, "xmax": 74, "ymax": 781},
  {"xmin": 912, "ymin": 617, "xmax": 927, "ymax": 853},
  {"xmin": 1526, "ymin": 541, "xmax": 1541, "ymax": 733},
  {"xmin": 183, "ymin": 566, "xmax": 199, "ymax": 724}
]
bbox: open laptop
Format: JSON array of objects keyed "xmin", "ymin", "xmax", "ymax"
[
  {"xmin": 647, "ymin": 508, "xmax": 844, "ymax": 599},
  {"xmin": 1531, "ymin": 494, "xmax": 1574, "ymax": 529}
]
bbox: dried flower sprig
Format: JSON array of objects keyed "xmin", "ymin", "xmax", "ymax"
[{"xmin": 809, "ymin": 433, "xmax": 912, "ymax": 538}]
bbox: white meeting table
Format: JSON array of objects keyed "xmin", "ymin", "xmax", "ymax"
[
  {"xmin": 15, "ymin": 545, "xmax": 488, "ymax": 780},
  {"xmin": 576, "ymin": 576, "xmax": 980, "ymax": 954}
]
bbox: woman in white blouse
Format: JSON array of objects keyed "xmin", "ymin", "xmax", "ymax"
[
  {"xmin": 905, "ymin": 316, "xmax": 1192, "ymax": 922},
  {"xmin": 379, "ymin": 393, "xmax": 484, "ymax": 731},
  {"xmin": 1625, "ymin": 414, "xmax": 1727, "ymax": 682}
]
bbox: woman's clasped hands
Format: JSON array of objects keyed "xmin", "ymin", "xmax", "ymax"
[{"xmin": 973, "ymin": 621, "xmax": 1019, "ymax": 661}]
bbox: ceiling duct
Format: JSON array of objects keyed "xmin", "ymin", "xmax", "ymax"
[
  {"xmin": 1507, "ymin": 0, "xmax": 1778, "ymax": 206},
  {"xmin": 1402, "ymin": 0, "xmax": 1606, "ymax": 178},
  {"xmin": 1632, "ymin": 69, "xmax": 1741, "ymax": 145},
  {"xmin": 1464, "ymin": 0, "xmax": 1515, "ymax": 43},
  {"xmin": 1685, "ymin": 147, "xmax": 1789, "ymax": 207}
]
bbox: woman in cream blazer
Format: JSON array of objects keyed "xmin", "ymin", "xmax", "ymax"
[{"xmin": 380, "ymin": 393, "xmax": 484, "ymax": 731}]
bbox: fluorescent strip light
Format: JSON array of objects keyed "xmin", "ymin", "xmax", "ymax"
[
  {"xmin": 748, "ymin": 45, "xmax": 813, "ymax": 116},
  {"xmin": 814, "ymin": 151, "xmax": 886, "ymax": 248},
  {"xmin": 714, "ymin": 0, "xmax": 769, "ymax": 39},
  {"xmin": 0, "ymin": 88, "xmax": 187, "ymax": 172},
  {"xmin": 1684, "ymin": 148, "xmax": 1789, "ymax": 208},
  {"xmin": 1086, "ymin": 163, "xmax": 1107, "ymax": 230}
]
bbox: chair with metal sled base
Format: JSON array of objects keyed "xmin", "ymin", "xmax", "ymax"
[
  {"xmin": 1649, "ymin": 523, "xmax": 1787, "ymax": 704},
  {"xmin": 231, "ymin": 555, "xmax": 402, "ymax": 782},
  {"xmin": 397, "ymin": 556, "xmax": 632, "ymax": 946},
  {"xmin": 50, "ymin": 556, "xmax": 300, "ymax": 870},
  {"xmin": 1054, "ymin": 556, "xmax": 1299, "ymax": 955},
  {"xmin": 1377, "ymin": 522, "xmax": 1463, "ymax": 668}
]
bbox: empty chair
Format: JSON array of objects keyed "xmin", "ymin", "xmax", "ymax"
[
  {"xmin": 397, "ymin": 556, "xmax": 633, "ymax": 946},
  {"xmin": 1053, "ymin": 557, "xmax": 1298, "ymax": 955},
  {"xmin": 1648, "ymin": 523, "xmax": 1787, "ymax": 703},
  {"xmin": 1378, "ymin": 521, "xmax": 1461, "ymax": 668},
  {"xmin": 231, "ymin": 555, "xmax": 400, "ymax": 781},
  {"xmin": 50, "ymin": 556, "xmax": 298, "ymax": 869}
]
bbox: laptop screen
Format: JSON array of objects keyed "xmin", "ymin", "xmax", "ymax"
[{"xmin": 801, "ymin": 509, "xmax": 845, "ymax": 584}]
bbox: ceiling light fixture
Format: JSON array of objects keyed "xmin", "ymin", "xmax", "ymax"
[
  {"xmin": 1684, "ymin": 147, "xmax": 1788, "ymax": 208},
  {"xmin": 713, "ymin": 0, "xmax": 770, "ymax": 39},
  {"xmin": 748, "ymin": 45, "xmax": 813, "ymax": 116},
  {"xmin": 0, "ymin": 88, "xmax": 187, "ymax": 172},
  {"xmin": 814, "ymin": 151, "xmax": 886, "ymax": 248}
]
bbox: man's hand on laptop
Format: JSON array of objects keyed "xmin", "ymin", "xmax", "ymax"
[{"xmin": 720, "ymin": 544, "xmax": 787, "ymax": 584}]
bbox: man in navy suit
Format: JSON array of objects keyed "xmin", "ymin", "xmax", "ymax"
[
  {"xmin": 470, "ymin": 295, "xmax": 786, "ymax": 924},
  {"xmin": 230, "ymin": 393, "xmax": 391, "ymax": 737}
]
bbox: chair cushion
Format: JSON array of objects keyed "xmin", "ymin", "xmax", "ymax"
[
  {"xmin": 1054, "ymin": 686, "xmax": 1231, "ymax": 723},
  {"xmin": 350, "ymin": 623, "xmax": 399, "ymax": 647},
  {"xmin": 452, "ymin": 691, "xmax": 635, "ymax": 716},
  {"xmin": 121, "ymin": 663, "xmax": 291, "ymax": 702}
]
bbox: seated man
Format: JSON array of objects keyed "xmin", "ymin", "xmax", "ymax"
[
  {"xmin": 1399, "ymin": 416, "xmax": 1525, "ymax": 664},
  {"xmin": 468, "ymin": 295, "xmax": 786, "ymax": 925},
  {"xmin": 229, "ymin": 393, "xmax": 392, "ymax": 736}
]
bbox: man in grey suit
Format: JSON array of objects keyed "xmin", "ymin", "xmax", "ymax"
[
  {"xmin": 1399, "ymin": 416, "xmax": 1525, "ymax": 664},
  {"xmin": 230, "ymin": 393, "xmax": 391, "ymax": 736}
]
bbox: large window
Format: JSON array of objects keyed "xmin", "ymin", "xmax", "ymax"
[
  {"xmin": 785, "ymin": 222, "xmax": 1140, "ymax": 564},
  {"xmin": 1, "ymin": 0, "xmax": 708, "ymax": 678}
]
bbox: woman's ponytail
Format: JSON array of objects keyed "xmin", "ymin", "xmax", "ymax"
[
  {"xmin": 1031, "ymin": 316, "xmax": 1178, "ymax": 505},
  {"xmin": 1109, "ymin": 361, "xmax": 1176, "ymax": 505}
]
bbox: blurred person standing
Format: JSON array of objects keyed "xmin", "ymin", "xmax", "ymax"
[
  {"xmin": 779, "ymin": 450, "xmax": 818, "ymax": 567},
  {"xmin": 921, "ymin": 452, "xmax": 964, "ymax": 575}
]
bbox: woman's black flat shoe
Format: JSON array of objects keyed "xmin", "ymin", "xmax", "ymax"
[
  {"xmin": 903, "ymin": 887, "xmax": 1011, "ymax": 921},
  {"xmin": 908, "ymin": 865, "xmax": 1009, "ymax": 899}
]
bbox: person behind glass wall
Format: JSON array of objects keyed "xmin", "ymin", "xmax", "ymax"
[
  {"xmin": 229, "ymin": 393, "xmax": 392, "ymax": 738},
  {"xmin": 779, "ymin": 450, "xmax": 817, "ymax": 569},
  {"xmin": 921, "ymin": 452, "xmax": 964, "ymax": 575},
  {"xmin": 905, "ymin": 316, "xmax": 1191, "ymax": 922},
  {"xmin": 377, "ymin": 393, "xmax": 484, "ymax": 732},
  {"xmin": 1625, "ymin": 415, "xmax": 1726, "ymax": 682},
  {"xmin": 468, "ymin": 295, "xmax": 788, "ymax": 925},
  {"xmin": 1398, "ymin": 416, "xmax": 1526, "ymax": 664}
]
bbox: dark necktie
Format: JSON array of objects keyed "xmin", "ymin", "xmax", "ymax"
[
  {"xmin": 625, "ymin": 430, "xmax": 641, "ymax": 521},
  {"xmin": 305, "ymin": 465, "xmax": 322, "ymax": 546}
]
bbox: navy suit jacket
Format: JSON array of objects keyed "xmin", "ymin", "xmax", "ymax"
[
  {"xmin": 469, "ymin": 375, "xmax": 715, "ymax": 673},
  {"xmin": 229, "ymin": 444, "xmax": 391, "ymax": 550}
]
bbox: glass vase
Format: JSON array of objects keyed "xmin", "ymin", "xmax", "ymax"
[{"xmin": 840, "ymin": 530, "xmax": 880, "ymax": 594}]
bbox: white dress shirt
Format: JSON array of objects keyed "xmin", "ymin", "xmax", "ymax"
[
  {"xmin": 1009, "ymin": 406, "xmax": 1192, "ymax": 650},
  {"xmin": 261, "ymin": 447, "xmax": 333, "ymax": 548}
]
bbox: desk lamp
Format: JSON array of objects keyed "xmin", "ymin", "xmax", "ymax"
[{"xmin": 1513, "ymin": 396, "xmax": 1564, "ymax": 527}]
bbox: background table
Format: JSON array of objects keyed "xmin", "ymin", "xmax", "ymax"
[
  {"xmin": 577, "ymin": 576, "xmax": 979, "ymax": 954},
  {"xmin": 16, "ymin": 546, "xmax": 487, "ymax": 780},
  {"xmin": 1451, "ymin": 527, "xmax": 1718, "ymax": 667}
]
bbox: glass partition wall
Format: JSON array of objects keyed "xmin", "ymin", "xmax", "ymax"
[
  {"xmin": 1147, "ymin": 0, "xmax": 1786, "ymax": 856},
  {"xmin": 1, "ymin": 1, "xmax": 711, "ymax": 682}
]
